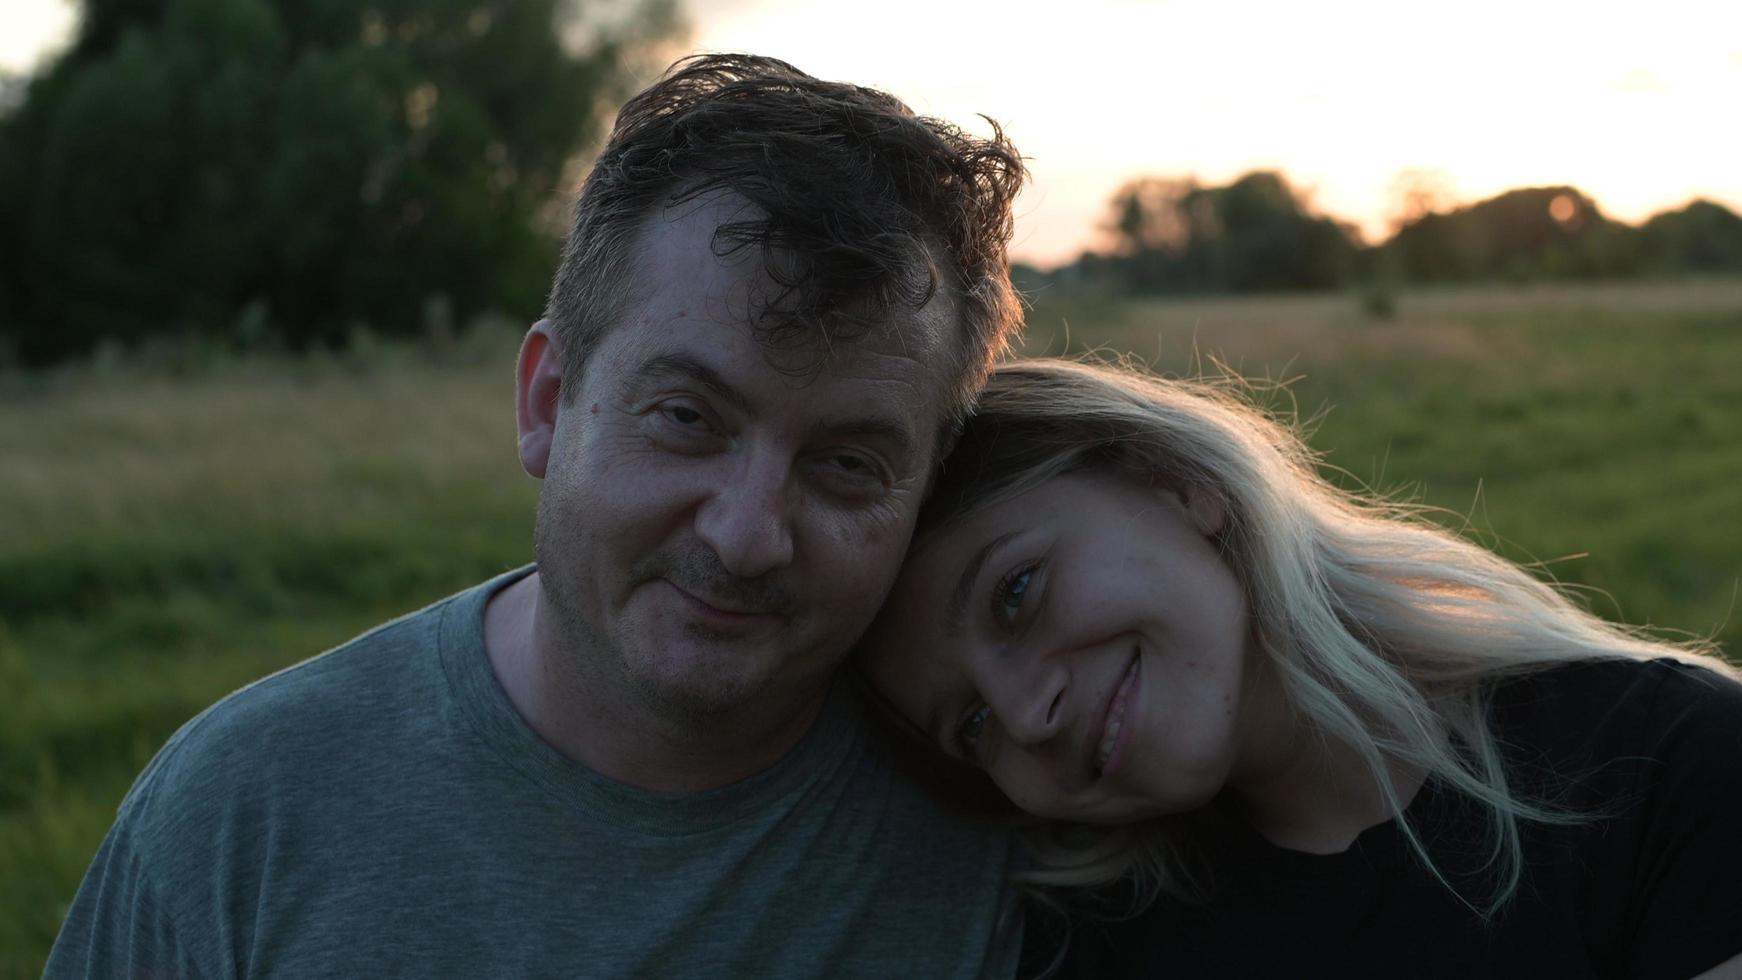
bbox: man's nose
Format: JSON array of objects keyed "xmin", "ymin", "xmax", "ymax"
[
  {"xmin": 982, "ymin": 654, "xmax": 1068, "ymax": 748},
  {"xmin": 693, "ymin": 449, "xmax": 795, "ymax": 580}
]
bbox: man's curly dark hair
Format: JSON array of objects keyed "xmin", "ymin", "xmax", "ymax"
[{"xmin": 543, "ymin": 53, "xmax": 1027, "ymax": 439}]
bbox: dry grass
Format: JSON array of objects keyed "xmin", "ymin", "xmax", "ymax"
[
  {"xmin": 0, "ymin": 343, "xmax": 529, "ymax": 548},
  {"xmin": 1019, "ymin": 277, "xmax": 1742, "ymax": 373}
]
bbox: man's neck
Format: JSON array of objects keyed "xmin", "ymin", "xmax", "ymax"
[{"xmin": 482, "ymin": 572, "xmax": 829, "ymax": 793}]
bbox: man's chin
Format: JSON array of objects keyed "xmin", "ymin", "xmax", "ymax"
[
  {"xmin": 623, "ymin": 637, "xmax": 829, "ymax": 720},
  {"xmin": 628, "ymin": 666, "xmax": 779, "ymax": 724}
]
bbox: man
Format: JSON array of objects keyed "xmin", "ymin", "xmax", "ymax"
[{"xmin": 47, "ymin": 54, "xmax": 1027, "ymax": 976}]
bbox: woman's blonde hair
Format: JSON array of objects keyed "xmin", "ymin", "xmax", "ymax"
[{"xmin": 916, "ymin": 356, "xmax": 1736, "ymax": 915}]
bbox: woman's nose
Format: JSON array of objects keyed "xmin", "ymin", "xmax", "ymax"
[{"xmin": 981, "ymin": 655, "xmax": 1067, "ymax": 748}]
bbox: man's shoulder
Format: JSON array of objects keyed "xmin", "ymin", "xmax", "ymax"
[
  {"xmin": 50, "ymin": 575, "xmax": 529, "ymax": 976},
  {"xmin": 117, "ymin": 581, "xmax": 481, "ymax": 839},
  {"xmin": 172, "ymin": 591, "xmax": 448, "ymax": 740}
]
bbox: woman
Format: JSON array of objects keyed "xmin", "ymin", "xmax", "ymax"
[{"xmin": 859, "ymin": 357, "xmax": 1742, "ymax": 978}]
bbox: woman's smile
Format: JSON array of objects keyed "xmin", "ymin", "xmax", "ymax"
[{"xmin": 1093, "ymin": 653, "xmax": 1142, "ymax": 778}]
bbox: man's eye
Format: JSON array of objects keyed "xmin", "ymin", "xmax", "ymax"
[
  {"xmin": 811, "ymin": 450, "xmax": 889, "ymax": 498},
  {"xmin": 647, "ymin": 399, "xmax": 723, "ymax": 452},
  {"xmin": 991, "ymin": 564, "xmax": 1037, "ymax": 629},
  {"xmin": 661, "ymin": 403, "xmax": 707, "ymax": 427},
  {"xmin": 955, "ymin": 703, "xmax": 991, "ymax": 759}
]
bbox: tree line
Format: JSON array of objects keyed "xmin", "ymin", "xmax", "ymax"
[
  {"xmin": 4, "ymin": 3, "xmax": 1737, "ymax": 368},
  {"xmin": 1033, "ymin": 171, "xmax": 1742, "ymax": 297},
  {"xmin": 0, "ymin": 0, "xmax": 678, "ymax": 367}
]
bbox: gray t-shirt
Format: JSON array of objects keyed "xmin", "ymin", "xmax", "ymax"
[{"xmin": 47, "ymin": 567, "xmax": 1021, "ymax": 978}]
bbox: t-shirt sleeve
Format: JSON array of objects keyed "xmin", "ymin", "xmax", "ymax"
[
  {"xmin": 1622, "ymin": 663, "xmax": 1742, "ymax": 980},
  {"xmin": 43, "ymin": 816, "xmax": 201, "ymax": 980}
]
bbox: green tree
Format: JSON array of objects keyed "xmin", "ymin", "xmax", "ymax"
[
  {"xmin": 1384, "ymin": 185, "xmax": 1644, "ymax": 283},
  {"xmin": 1637, "ymin": 200, "xmax": 1742, "ymax": 274},
  {"xmin": 1099, "ymin": 171, "xmax": 1359, "ymax": 294},
  {"xmin": 0, "ymin": 0, "xmax": 679, "ymax": 365}
]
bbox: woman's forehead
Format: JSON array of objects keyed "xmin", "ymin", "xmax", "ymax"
[
  {"xmin": 859, "ymin": 591, "xmax": 959, "ymax": 738},
  {"xmin": 860, "ymin": 520, "xmax": 1016, "ymax": 729},
  {"xmin": 915, "ymin": 469, "xmax": 1122, "ymax": 562},
  {"xmin": 912, "ymin": 479, "xmax": 1057, "ymax": 559},
  {"xmin": 861, "ymin": 491, "xmax": 1046, "ymax": 721}
]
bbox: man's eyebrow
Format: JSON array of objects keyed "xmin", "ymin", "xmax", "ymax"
[
  {"xmin": 630, "ymin": 353, "xmax": 750, "ymax": 413},
  {"xmin": 944, "ymin": 530, "xmax": 1020, "ymax": 638},
  {"xmin": 813, "ymin": 415, "xmax": 920, "ymax": 462}
]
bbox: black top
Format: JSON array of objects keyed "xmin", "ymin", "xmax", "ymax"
[{"xmin": 1050, "ymin": 659, "xmax": 1742, "ymax": 979}]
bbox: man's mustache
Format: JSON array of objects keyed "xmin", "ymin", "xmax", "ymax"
[{"xmin": 634, "ymin": 546, "xmax": 794, "ymax": 617}]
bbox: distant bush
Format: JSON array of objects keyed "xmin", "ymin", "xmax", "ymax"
[{"xmin": 0, "ymin": 0, "xmax": 679, "ymax": 366}]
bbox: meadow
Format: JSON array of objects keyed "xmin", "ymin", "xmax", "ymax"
[{"xmin": 4, "ymin": 279, "xmax": 1741, "ymax": 974}]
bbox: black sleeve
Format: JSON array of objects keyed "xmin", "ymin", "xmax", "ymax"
[{"xmin": 1621, "ymin": 662, "xmax": 1742, "ymax": 980}]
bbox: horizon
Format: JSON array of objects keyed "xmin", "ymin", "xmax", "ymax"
[{"xmin": 6, "ymin": 0, "xmax": 1740, "ymax": 265}]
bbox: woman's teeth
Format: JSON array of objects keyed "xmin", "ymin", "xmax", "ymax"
[{"xmin": 1094, "ymin": 657, "xmax": 1141, "ymax": 774}]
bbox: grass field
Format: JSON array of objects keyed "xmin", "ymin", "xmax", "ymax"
[{"xmin": 4, "ymin": 279, "xmax": 1741, "ymax": 974}]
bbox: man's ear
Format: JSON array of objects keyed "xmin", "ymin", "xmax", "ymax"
[
  {"xmin": 1179, "ymin": 483, "xmax": 1228, "ymax": 538},
  {"xmin": 516, "ymin": 319, "xmax": 563, "ymax": 479}
]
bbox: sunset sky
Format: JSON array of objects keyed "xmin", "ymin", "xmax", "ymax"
[{"xmin": 7, "ymin": 0, "xmax": 1740, "ymax": 265}]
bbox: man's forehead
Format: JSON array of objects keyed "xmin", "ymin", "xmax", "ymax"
[
  {"xmin": 709, "ymin": 278, "xmax": 961, "ymax": 385},
  {"xmin": 633, "ymin": 195, "xmax": 962, "ymax": 364},
  {"xmin": 600, "ymin": 193, "xmax": 967, "ymax": 446},
  {"xmin": 763, "ymin": 315, "xmax": 953, "ymax": 382},
  {"xmin": 610, "ymin": 301, "xmax": 943, "ymax": 382}
]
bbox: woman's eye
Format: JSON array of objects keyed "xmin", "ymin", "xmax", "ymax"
[
  {"xmin": 955, "ymin": 703, "xmax": 991, "ymax": 759},
  {"xmin": 991, "ymin": 564, "xmax": 1037, "ymax": 629}
]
